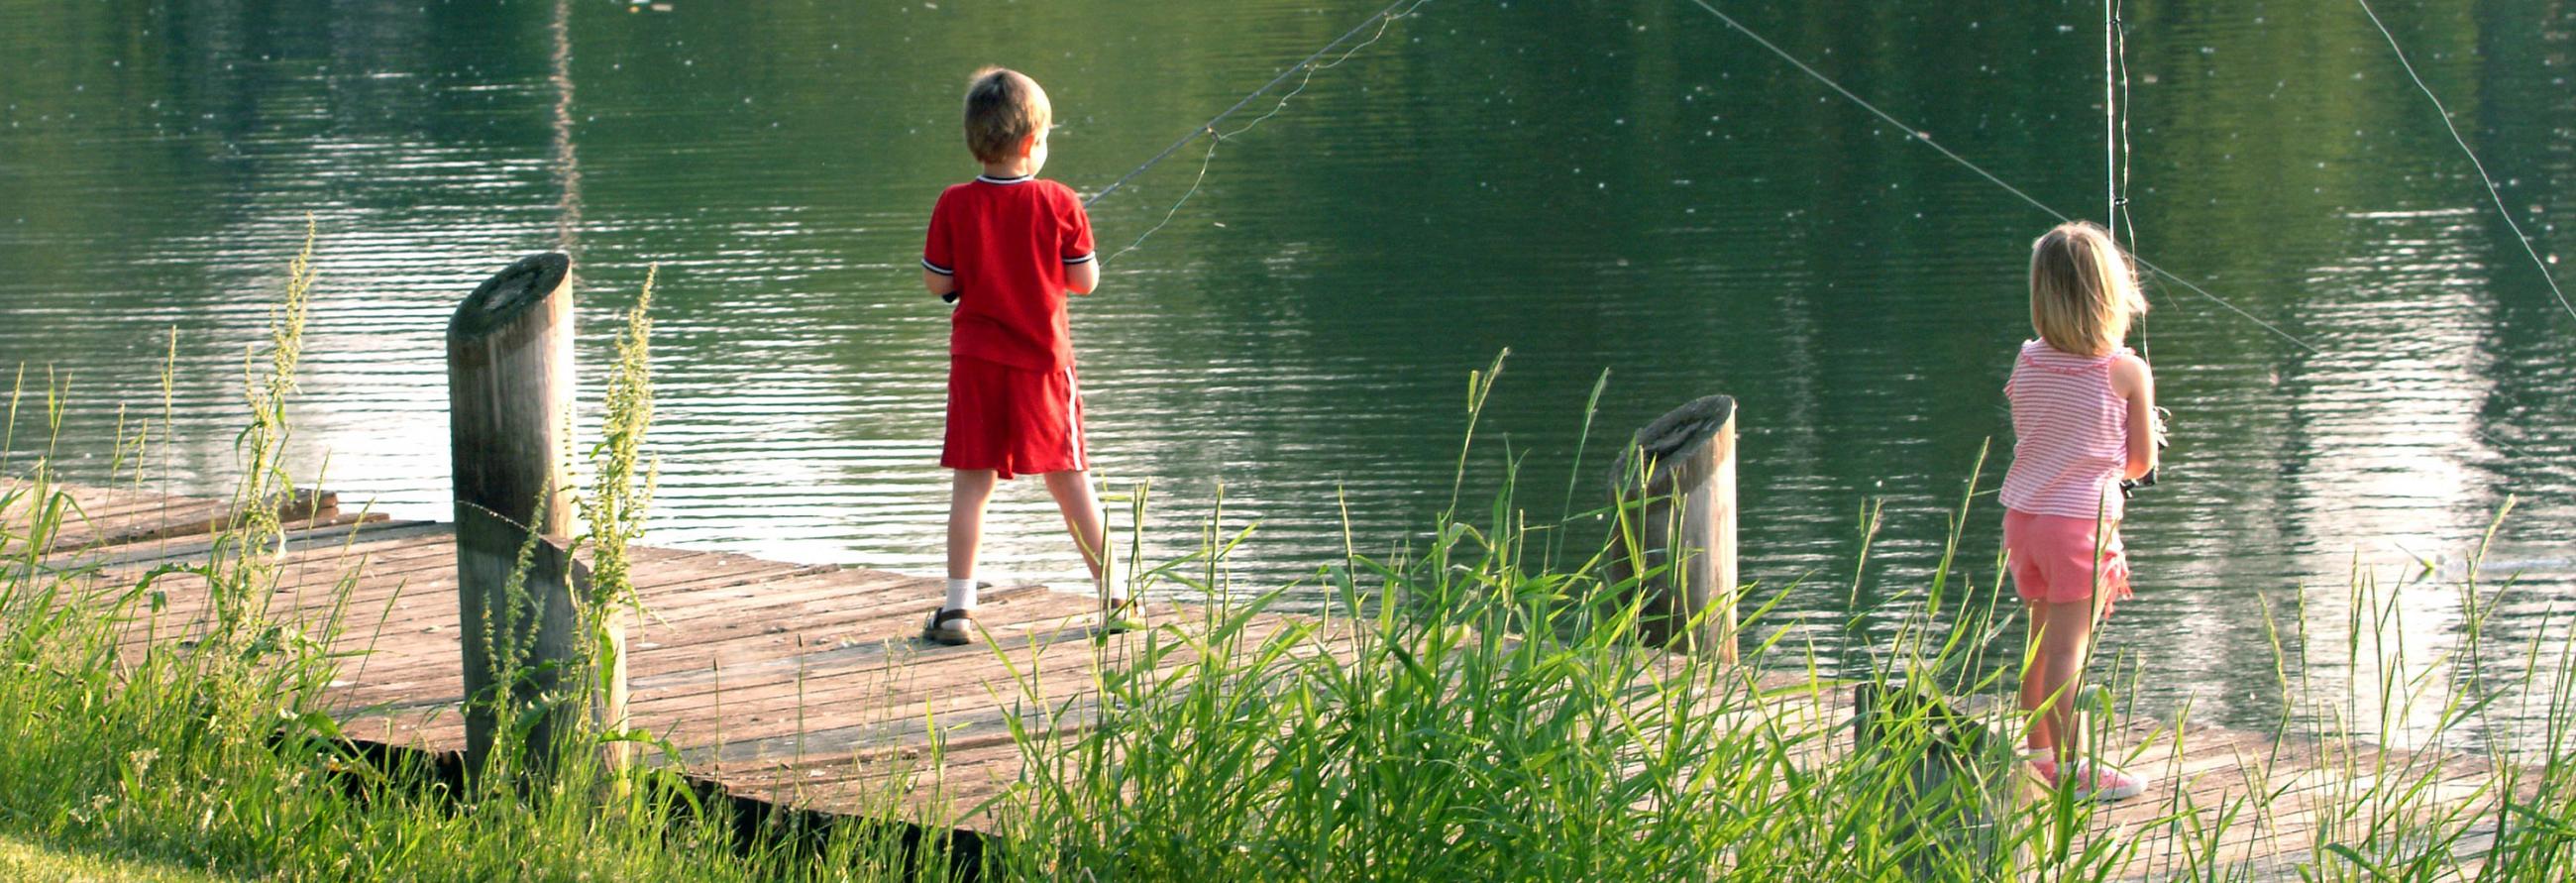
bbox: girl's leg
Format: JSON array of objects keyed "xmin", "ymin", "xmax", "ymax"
[
  {"xmin": 2020, "ymin": 600, "xmax": 2059, "ymax": 752},
  {"xmin": 1041, "ymin": 469, "xmax": 1113, "ymax": 598},
  {"xmin": 2028, "ymin": 597, "xmax": 2105, "ymax": 763},
  {"xmin": 946, "ymin": 469, "xmax": 999, "ymax": 604}
]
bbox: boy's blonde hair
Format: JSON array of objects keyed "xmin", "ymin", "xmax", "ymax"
[
  {"xmin": 963, "ymin": 66, "xmax": 1049, "ymax": 165},
  {"xmin": 2028, "ymin": 221, "xmax": 2148, "ymax": 356}
]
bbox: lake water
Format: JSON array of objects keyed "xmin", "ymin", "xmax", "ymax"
[{"xmin": 3, "ymin": 0, "xmax": 2570, "ymax": 747}]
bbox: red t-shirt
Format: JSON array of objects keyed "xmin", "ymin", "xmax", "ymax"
[{"xmin": 921, "ymin": 173, "xmax": 1095, "ymax": 372}]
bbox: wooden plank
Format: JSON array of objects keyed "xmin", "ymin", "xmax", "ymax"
[
  {"xmin": 98, "ymin": 531, "xmax": 461, "ymax": 655},
  {"xmin": 449, "ymin": 586, "xmax": 1101, "ymax": 727},
  {"xmin": 305, "ymin": 566, "xmax": 920, "ymax": 704},
  {"xmin": 90, "ymin": 490, "xmax": 340, "ymax": 547},
  {"xmin": 106, "ymin": 542, "xmax": 773, "ymax": 669},
  {"xmin": 1, "ymin": 482, "xmax": 204, "ymax": 526},
  {"xmin": 81, "ymin": 517, "xmax": 444, "ymax": 573},
  {"xmin": 39, "ymin": 481, "xmax": 2555, "ymax": 851},
  {"xmin": 655, "ymin": 611, "xmax": 1342, "ymax": 782},
  {"xmin": 304, "ymin": 572, "xmax": 1039, "ymax": 717},
  {"xmin": 23, "ymin": 485, "xmax": 345, "ymax": 558},
  {"xmin": 638, "ymin": 605, "xmax": 1133, "ymax": 753}
]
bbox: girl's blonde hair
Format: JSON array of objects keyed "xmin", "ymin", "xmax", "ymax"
[{"xmin": 2028, "ymin": 221, "xmax": 2148, "ymax": 356}]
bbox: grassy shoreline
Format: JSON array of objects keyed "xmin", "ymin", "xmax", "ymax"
[
  {"xmin": 10, "ymin": 465, "xmax": 2570, "ymax": 880},
  {"xmin": 2, "ymin": 246, "xmax": 2571, "ymax": 880}
]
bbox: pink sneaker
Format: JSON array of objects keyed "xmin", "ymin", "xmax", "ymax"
[{"xmin": 2029, "ymin": 757, "xmax": 2147, "ymax": 803}]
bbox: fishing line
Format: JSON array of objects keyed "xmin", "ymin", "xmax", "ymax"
[
  {"xmin": 1101, "ymin": 139, "xmax": 1223, "ymax": 269},
  {"xmin": 2104, "ymin": 0, "xmax": 2120, "ymax": 245},
  {"xmin": 2113, "ymin": 2, "xmax": 2137, "ymax": 268},
  {"xmin": 2110, "ymin": 0, "xmax": 2144, "ymax": 360},
  {"xmin": 1085, "ymin": 0, "xmax": 1433, "ymax": 267},
  {"xmin": 1680, "ymin": 0, "xmax": 2323, "ymax": 355},
  {"xmin": 2352, "ymin": 0, "xmax": 2576, "ymax": 322},
  {"xmin": 2113, "ymin": 3, "xmax": 2535, "ymax": 461},
  {"xmin": 2107, "ymin": 0, "xmax": 2169, "ymax": 497}
]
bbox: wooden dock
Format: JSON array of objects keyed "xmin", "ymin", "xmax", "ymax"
[{"xmin": 5, "ymin": 480, "xmax": 2534, "ymax": 878}]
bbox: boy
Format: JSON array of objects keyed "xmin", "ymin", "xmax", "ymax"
[{"xmin": 918, "ymin": 66, "xmax": 1127, "ymax": 645}]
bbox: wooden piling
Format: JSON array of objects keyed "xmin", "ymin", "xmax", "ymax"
[
  {"xmin": 447, "ymin": 253, "xmax": 585, "ymax": 776},
  {"xmin": 1607, "ymin": 395, "xmax": 1739, "ymax": 661},
  {"xmin": 1851, "ymin": 683, "xmax": 2035, "ymax": 876}
]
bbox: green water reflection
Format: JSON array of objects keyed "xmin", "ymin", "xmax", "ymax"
[{"xmin": 1, "ymin": 0, "xmax": 2569, "ymax": 745}]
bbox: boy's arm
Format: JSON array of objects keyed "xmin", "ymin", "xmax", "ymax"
[
  {"xmin": 924, "ymin": 188, "xmax": 958, "ymax": 301},
  {"xmin": 1059, "ymin": 186, "xmax": 1097, "ymax": 294},
  {"xmin": 2111, "ymin": 354, "xmax": 2157, "ymax": 480},
  {"xmin": 1066, "ymin": 259, "xmax": 1098, "ymax": 295}
]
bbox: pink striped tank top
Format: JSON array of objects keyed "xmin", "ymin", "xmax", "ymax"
[{"xmin": 1999, "ymin": 340, "xmax": 2132, "ymax": 521}]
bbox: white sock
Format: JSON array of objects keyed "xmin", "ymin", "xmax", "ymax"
[
  {"xmin": 1100, "ymin": 562, "xmax": 1126, "ymax": 605},
  {"xmin": 944, "ymin": 578, "xmax": 978, "ymax": 611}
]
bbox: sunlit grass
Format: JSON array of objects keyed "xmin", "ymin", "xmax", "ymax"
[
  {"xmin": 979, "ymin": 356, "xmax": 2576, "ymax": 881},
  {"xmin": 0, "ymin": 240, "xmax": 930, "ymax": 882},
  {"xmin": 0, "ymin": 828, "xmax": 229, "ymax": 883},
  {"xmin": 0, "ymin": 235, "xmax": 2566, "ymax": 881}
]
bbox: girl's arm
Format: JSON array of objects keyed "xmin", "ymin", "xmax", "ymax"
[{"xmin": 2110, "ymin": 354, "xmax": 2158, "ymax": 480}]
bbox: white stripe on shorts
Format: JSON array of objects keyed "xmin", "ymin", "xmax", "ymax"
[{"xmin": 1064, "ymin": 366, "xmax": 1086, "ymax": 472}]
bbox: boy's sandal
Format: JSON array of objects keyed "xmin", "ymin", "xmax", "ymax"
[{"xmin": 923, "ymin": 607, "xmax": 976, "ymax": 646}]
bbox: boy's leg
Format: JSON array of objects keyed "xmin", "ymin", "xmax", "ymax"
[
  {"xmin": 946, "ymin": 469, "xmax": 998, "ymax": 610},
  {"xmin": 1041, "ymin": 469, "xmax": 1116, "ymax": 601}
]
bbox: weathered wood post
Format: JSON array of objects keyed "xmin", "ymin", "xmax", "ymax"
[
  {"xmin": 448, "ymin": 254, "xmax": 581, "ymax": 777},
  {"xmin": 1852, "ymin": 683, "xmax": 2035, "ymax": 876},
  {"xmin": 1607, "ymin": 395, "xmax": 1739, "ymax": 661}
]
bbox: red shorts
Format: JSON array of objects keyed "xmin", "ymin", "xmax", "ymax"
[
  {"xmin": 2002, "ymin": 508, "xmax": 2132, "ymax": 611},
  {"xmin": 942, "ymin": 355, "xmax": 1088, "ymax": 480}
]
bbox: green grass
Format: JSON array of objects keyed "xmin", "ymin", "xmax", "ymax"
[
  {"xmin": 0, "ymin": 242, "xmax": 934, "ymax": 882},
  {"xmin": 974, "ymin": 358, "xmax": 2576, "ymax": 880},
  {"xmin": 0, "ymin": 238, "xmax": 2570, "ymax": 881},
  {"xmin": 0, "ymin": 828, "xmax": 230, "ymax": 883}
]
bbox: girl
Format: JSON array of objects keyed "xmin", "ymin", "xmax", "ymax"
[{"xmin": 2000, "ymin": 221, "xmax": 2158, "ymax": 802}]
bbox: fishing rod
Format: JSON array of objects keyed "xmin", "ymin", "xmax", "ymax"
[
  {"xmin": 2105, "ymin": 3, "xmax": 2546, "ymax": 465},
  {"xmin": 943, "ymin": 0, "xmax": 1428, "ymax": 303},
  {"xmin": 2105, "ymin": 0, "xmax": 2168, "ymax": 498},
  {"xmin": 1080, "ymin": 0, "xmax": 1431, "ymax": 275},
  {"xmin": 2104, "ymin": 0, "xmax": 2121, "ymax": 247},
  {"xmin": 1679, "ymin": 0, "xmax": 2322, "ymax": 356},
  {"xmin": 2352, "ymin": 0, "xmax": 2575, "ymax": 322},
  {"xmin": 1083, "ymin": 0, "xmax": 1429, "ymax": 215}
]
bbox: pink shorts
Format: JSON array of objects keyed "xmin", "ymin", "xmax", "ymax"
[{"xmin": 2002, "ymin": 508, "xmax": 2132, "ymax": 611}]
